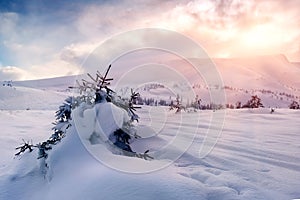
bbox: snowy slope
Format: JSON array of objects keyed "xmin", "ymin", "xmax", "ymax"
[
  {"xmin": 112, "ymin": 54, "xmax": 300, "ymax": 108},
  {"xmin": 0, "ymin": 75, "xmax": 82, "ymax": 110},
  {"xmin": 13, "ymin": 75, "xmax": 80, "ymax": 90},
  {"xmin": 0, "ymin": 86, "xmax": 71, "ymax": 110},
  {"xmin": 212, "ymin": 55, "xmax": 300, "ymax": 107},
  {"xmin": 1, "ymin": 54, "xmax": 299, "ymax": 109}
]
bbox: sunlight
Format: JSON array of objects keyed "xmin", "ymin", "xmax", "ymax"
[{"xmin": 240, "ymin": 25, "xmax": 283, "ymax": 50}]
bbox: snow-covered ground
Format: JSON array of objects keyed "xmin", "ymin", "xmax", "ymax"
[
  {"xmin": 0, "ymin": 106, "xmax": 299, "ymax": 200},
  {"xmin": 0, "ymin": 55, "xmax": 300, "ymax": 199}
]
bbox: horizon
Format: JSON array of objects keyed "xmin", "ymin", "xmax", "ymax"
[
  {"xmin": 0, "ymin": 53, "xmax": 298, "ymax": 82},
  {"xmin": 0, "ymin": 0, "xmax": 299, "ymax": 81},
  {"xmin": 0, "ymin": 54, "xmax": 300, "ymax": 82}
]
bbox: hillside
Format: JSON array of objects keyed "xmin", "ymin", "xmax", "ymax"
[
  {"xmin": 210, "ymin": 55, "xmax": 300, "ymax": 107},
  {"xmin": 1, "ymin": 55, "xmax": 299, "ymax": 110},
  {"xmin": 0, "ymin": 75, "xmax": 82, "ymax": 110},
  {"xmin": 116, "ymin": 54, "xmax": 300, "ymax": 108}
]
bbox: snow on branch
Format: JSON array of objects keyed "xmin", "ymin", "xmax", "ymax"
[{"xmin": 15, "ymin": 64, "xmax": 151, "ymax": 167}]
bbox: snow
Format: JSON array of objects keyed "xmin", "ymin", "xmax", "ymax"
[
  {"xmin": 0, "ymin": 105, "xmax": 300, "ymax": 199},
  {"xmin": 115, "ymin": 55, "xmax": 300, "ymax": 108},
  {"xmin": 0, "ymin": 86, "xmax": 70, "ymax": 110},
  {"xmin": 1, "ymin": 56, "xmax": 300, "ymax": 199}
]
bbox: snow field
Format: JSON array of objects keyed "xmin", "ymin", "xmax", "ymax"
[{"xmin": 0, "ymin": 107, "xmax": 299, "ymax": 199}]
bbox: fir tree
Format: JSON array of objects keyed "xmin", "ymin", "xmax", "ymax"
[
  {"xmin": 243, "ymin": 95, "xmax": 264, "ymax": 108},
  {"xmin": 15, "ymin": 64, "xmax": 153, "ymax": 167},
  {"xmin": 191, "ymin": 95, "xmax": 201, "ymax": 110},
  {"xmin": 236, "ymin": 101, "xmax": 242, "ymax": 109},
  {"xmin": 289, "ymin": 101, "xmax": 300, "ymax": 109},
  {"xmin": 170, "ymin": 94, "xmax": 184, "ymax": 113}
]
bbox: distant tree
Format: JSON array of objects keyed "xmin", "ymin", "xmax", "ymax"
[
  {"xmin": 169, "ymin": 100, "xmax": 174, "ymax": 107},
  {"xmin": 159, "ymin": 99, "xmax": 167, "ymax": 106},
  {"xmin": 236, "ymin": 101, "xmax": 242, "ymax": 109},
  {"xmin": 289, "ymin": 101, "xmax": 300, "ymax": 109},
  {"xmin": 229, "ymin": 104, "xmax": 234, "ymax": 109},
  {"xmin": 191, "ymin": 95, "xmax": 201, "ymax": 110},
  {"xmin": 169, "ymin": 94, "xmax": 184, "ymax": 113},
  {"xmin": 2, "ymin": 80, "xmax": 13, "ymax": 87},
  {"xmin": 243, "ymin": 95, "xmax": 264, "ymax": 108}
]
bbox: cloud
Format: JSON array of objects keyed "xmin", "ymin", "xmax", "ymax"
[
  {"xmin": 60, "ymin": 42, "xmax": 98, "ymax": 66},
  {"xmin": 153, "ymin": 0, "xmax": 300, "ymax": 60},
  {"xmin": 0, "ymin": 0, "xmax": 299, "ymax": 81},
  {"xmin": 0, "ymin": 66, "xmax": 31, "ymax": 81},
  {"xmin": 74, "ymin": 0, "xmax": 184, "ymax": 39},
  {"xmin": 29, "ymin": 59, "xmax": 82, "ymax": 79}
]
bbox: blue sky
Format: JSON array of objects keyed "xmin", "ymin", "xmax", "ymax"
[{"xmin": 0, "ymin": 0, "xmax": 299, "ymax": 80}]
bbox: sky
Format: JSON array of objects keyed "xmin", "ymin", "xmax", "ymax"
[{"xmin": 0, "ymin": 0, "xmax": 299, "ymax": 80}]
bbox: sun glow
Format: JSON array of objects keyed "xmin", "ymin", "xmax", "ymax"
[{"xmin": 240, "ymin": 25, "xmax": 283, "ymax": 51}]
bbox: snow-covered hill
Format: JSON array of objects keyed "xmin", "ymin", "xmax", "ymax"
[
  {"xmin": 164, "ymin": 54, "xmax": 300, "ymax": 107},
  {"xmin": 0, "ymin": 75, "xmax": 81, "ymax": 110},
  {"xmin": 111, "ymin": 54, "xmax": 300, "ymax": 108},
  {"xmin": 13, "ymin": 75, "xmax": 80, "ymax": 90},
  {"xmin": 1, "ymin": 54, "xmax": 299, "ymax": 109},
  {"xmin": 213, "ymin": 55, "xmax": 300, "ymax": 107},
  {"xmin": 0, "ymin": 86, "xmax": 71, "ymax": 110}
]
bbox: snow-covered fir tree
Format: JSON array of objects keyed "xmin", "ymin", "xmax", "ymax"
[
  {"xmin": 15, "ymin": 65, "xmax": 153, "ymax": 168},
  {"xmin": 169, "ymin": 94, "xmax": 185, "ymax": 113}
]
